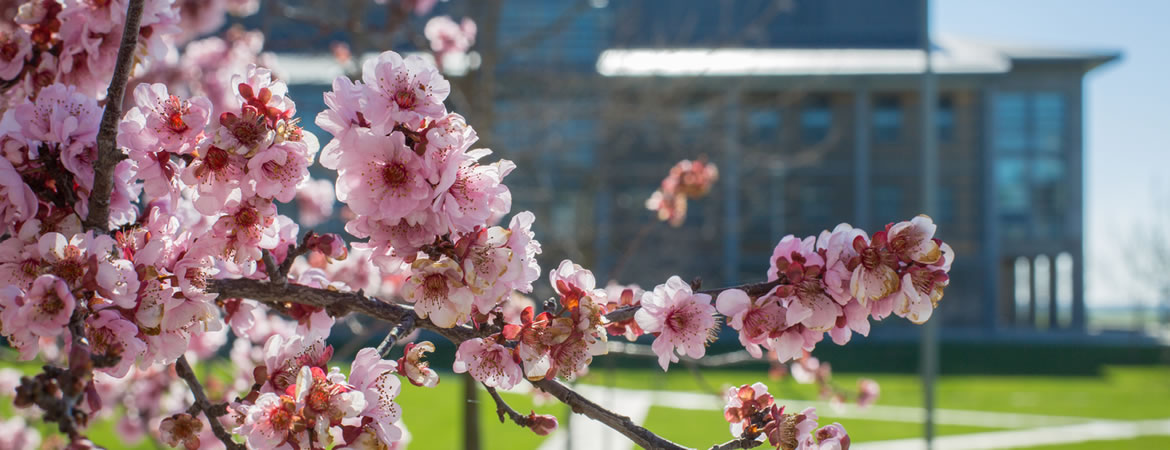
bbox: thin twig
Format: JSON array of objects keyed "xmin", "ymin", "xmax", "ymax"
[
  {"xmin": 261, "ymin": 249, "xmax": 282, "ymax": 284},
  {"xmin": 483, "ymin": 385, "xmax": 531, "ymax": 427},
  {"xmin": 376, "ymin": 313, "xmax": 416, "ymax": 358},
  {"xmin": 710, "ymin": 437, "xmax": 765, "ymax": 450},
  {"xmin": 174, "ymin": 356, "xmax": 244, "ymax": 450},
  {"xmin": 84, "ymin": 0, "xmax": 143, "ymax": 231}
]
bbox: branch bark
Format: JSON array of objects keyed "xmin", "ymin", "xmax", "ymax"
[
  {"xmin": 709, "ymin": 437, "xmax": 764, "ymax": 450},
  {"xmin": 174, "ymin": 356, "xmax": 245, "ymax": 450},
  {"xmin": 208, "ymin": 277, "xmax": 687, "ymax": 449},
  {"xmin": 84, "ymin": 0, "xmax": 143, "ymax": 231}
]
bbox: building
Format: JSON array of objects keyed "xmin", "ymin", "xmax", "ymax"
[{"xmin": 279, "ymin": 0, "xmax": 1118, "ymax": 334}]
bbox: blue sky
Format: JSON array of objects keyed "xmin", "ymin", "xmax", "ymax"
[{"xmin": 936, "ymin": 0, "xmax": 1170, "ymax": 306}]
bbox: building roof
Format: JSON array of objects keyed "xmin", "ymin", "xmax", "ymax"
[{"xmin": 595, "ymin": 35, "xmax": 1120, "ymax": 77}]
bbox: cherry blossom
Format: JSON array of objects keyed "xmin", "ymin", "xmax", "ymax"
[
  {"xmin": 347, "ymin": 347, "xmax": 404, "ymax": 446},
  {"xmin": 402, "ymin": 257, "xmax": 474, "ymax": 328},
  {"xmin": 635, "ymin": 276, "xmax": 718, "ymax": 370},
  {"xmin": 397, "ymin": 341, "xmax": 440, "ymax": 388},
  {"xmin": 715, "ymin": 288, "xmax": 785, "ymax": 358},
  {"xmin": 362, "ymin": 51, "xmax": 450, "ymax": 128},
  {"xmin": 454, "ymin": 337, "xmax": 524, "ymax": 389}
]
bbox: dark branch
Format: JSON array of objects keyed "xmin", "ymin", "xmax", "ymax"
[
  {"xmin": 84, "ymin": 0, "xmax": 143, "ymax": 231},
  {"xmin": 208, "ymin": 277, "xmax": 687, "ymax": 448},
  {"xmin": 174, "ymin": 356, "xmax": 245, "ymax": 450},
  {"xmin": 376, "ymin": 313, "xmax": 416, "ymax": 358},
  {"xmin": 710, "ymin": 437, "xmax": 765, "ymax": 450},
  {"xmin": 483, "ymin": 385, "xmax": 531, "ymax": 427}
]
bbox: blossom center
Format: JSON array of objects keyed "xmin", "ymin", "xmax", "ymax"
[
  {"xmin": 164, "ymin": 95, "xmax": 189, "ymax": 133},
  {"xmin": 39, "ymin": 291, "xmax": 65, "ymax": 316},
  {"xmin": 204, "ymin": 146, "xmax": 230, "ymax": 171},
  {"xmin": 0, "ymin": 41, "xmax": 18, "ymax": 61},
  {"xmin": 382, "ymin": 162, "xmax": 408, "ymax": 188},
  {"xmin": 423, "ymin": 274, "xmax": 448, "ymax": 298},
  {"xmin": 235, "ymin": 207, "xmax": 259, "ymax": 228},
  {"xmin": 394, "ymin": 90, "xmax": 417, "ymax": 110}
]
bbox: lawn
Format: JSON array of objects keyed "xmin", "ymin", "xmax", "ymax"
[{"xmin": 2, "ymin": 359, "xmax": 1168, "ymax": 449}]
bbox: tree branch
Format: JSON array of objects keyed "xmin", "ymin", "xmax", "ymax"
[
  {"xmin": 710, "ymin": 437, "xmax": 764, "ymax": 450},
  {"xmin": 483, "ymin": 385, "xmax": 530, "ymax": 427},
  {"xmin": 84, "ymin": 0, "xmax": 143, "ymax": 232},
  {"xmin": 174, "ymin": 356, "xmax": 244, "ymax": 450},
  {"xmin": 207, "ymin": 277, "xmax": 687, "ymax": 448}
]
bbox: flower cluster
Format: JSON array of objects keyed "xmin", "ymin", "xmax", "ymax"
[
  {"xmin": 723, "ymin": 383, "xmax": 851, "ymax": 450},
  {"xmin": 234, "ymin": 339, "xmax": 406, "ymax": 449},
  {"xmin": 645, "ymin": 157, "xmax": 719, "ymax": 227},
  {"xmin": 0, "ymin": 0, "xmax": 179, "ymax": 101},
  {"xmin": 452, "ymin": 260, "xmax": 608, "ymax": 389},
  {"xmin": 424, "ymin": 15, "xmax": 477, "ymax": 71},
  {"xmin": 717, "ymin": 216, "xmax": 953, "ymax": 363},
  {"xmin": 317, "ymin": 50, "xmax": 541, "ymax": 328}
]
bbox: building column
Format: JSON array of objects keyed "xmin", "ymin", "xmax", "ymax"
[
  {"xmin": 721, "ymin": 88, "xmax": 743, "ymax": 286},
  {"xmin": 854, "ymin": 86, "xmax": 871, "ymax": 229},
  {"xmin": 1029, "ymin": 256, "xmax": 1039, "ymax": 328},
  {"xmin": 981, "ymin": 86, "xmax": 1001, "ymax": 332},
  {"xmin": 1048, "ymin": 254, "xmax": 1060, "ymax": 329}
]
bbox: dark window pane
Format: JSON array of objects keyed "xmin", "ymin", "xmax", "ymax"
[
  {"xmin": 995, "ymin": 156, "xmax": 1028, "ymax": 214},
  {"xmin": 1033, "ymin": 93, "xmax": 1064, "ymax": 153},
  {"xmin": 801, "ymin": 96, "xmax": 832, "ymax": 144},
  {"xmin": 745, "ymin": 109, "xmax": 780, "ymax": 146},
  {"xmin": 873, "ymin": 95, "xmax": 902, "ymax": 143},
  {"xmin": 937, "ymin": 95, "xmax": 955, "ymax": 142},
  {"xmin": 993, "ymin": 93, "xmax": 1027, "ymax": 152},
  {"xmin": 873, "ymin": 185, "xmax": 902, "ymax": 226}
]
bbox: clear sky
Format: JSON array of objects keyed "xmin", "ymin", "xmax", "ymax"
[{"xmin": 935, "ymin": 0, "xmax": 1170, "ymax": 307}]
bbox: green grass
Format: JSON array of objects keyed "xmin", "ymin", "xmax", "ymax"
[
  {"xmin": 578, "ymin": 365, "xmax": 1170, "ymax": 420},
  {"xmin": 642, "ymin": 406, "xmax": 1001, "ymax": 448},
  {"xmin": 1012, "ymin": 436, "xmax": 1170, "ymax": 449},
  {"xmin": 4, "ymin": 357, "xmax": 1169, "ymax": 448}
]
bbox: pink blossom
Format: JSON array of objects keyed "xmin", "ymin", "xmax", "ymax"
[
  {"xmin": 887, "ymin": 215, "xmax": 942, "ymax": 264},
  {"xmin": 528, "ymin": 413, "xmax": 558, "ymax": 436},
  {"xmin": 0, "ymin": 29, "xmax": 30, "ymax": 81},
  {"xmin": 349, "ymin": 347, "xmax": 404, "ymax": 446},
  {"xmin": 397, "ymin": 341, "xmax": 439, "ymax": 388},
  {"xmin": 432, "ymin": 149, "xmax": 514, "ymax": 233},
  {"xmin": 849, "ymin": 233, "xmax": 900, "ymax": 306},
  {"xmin": 857, "ymin": 379, "xmax": 880, "ymax": 408},
  {"xmin": 716, "ymin": 289, "xmax": 785, "ymax": 358},
  {"xmin": 425, "ymin": 16, "xmax": 477, "ymax": 61},
  {"xmin": 768, "ymin": 234, "xmax": 816, "ymax": 282},
  {"xmin": 811, "ymin": 423, "xmax": 851, "ymax": 450},
  {"xmin": 237, "ymin": 392, "xmax": 297, "ymax": 449},
  {"xmin": 208, "ymin": 197, "xmax": 280, "ymax": 264},
  {"xmin": 294, "ymin": 366, "xmax": 365, "ymax": 447},
  {"xmin": 893, "ymin": 266, "xmax": 949, "ymax": 324},
  {"xmin": 453, "ymin": 338, "xmax": 523, "ymax": 389},
  {"xmin": 129, "ymin": 83, "xmax": 212, "ymax": 154},
  {"xmin": 334, "ymin": 129, "xmax": 434, "ymax": 223},
  {"xmin": 634, "ymin": 276, "xmax": 718, "ymax": 370},
  {"xmin": 0, "ymin": 157, "xmax": 36, "ymax": 235},
  {"xmin": 1, "ymin": 82, "xmax": 100, "ymax": 151},
  {"xmin": 87, "ymin": 309, "xmax": 146, "ymax": 378},
  {"xmin": 158, "ymin": 413, "xmax": 204, "ymax": 450},
  {"xmin": 827, "ymin": 299, "xmax": 871, "ymax": 346},
  {"xmin": 0, "ymin": 417, "xmax": 40, "ymax": 450},
  {"xmin": 818, "ymin": 224, "xmax": 865, "ymax": 305},
  {"xmin": 181, "ymin": 144, "xmax": 248, "ymax": 215},
  {"xmin": 20, "ymin": 274, "xmax": 74, "ymax": 338},
  {"xmin": 723, "ymin": 382, "xmax": 774, "ymax": 437},
  {"xmin": 402, "ymin": 257, "xmax": 474, "ymax": 328},
  {"xmin": 244, "ymin": 142, "xmax": 310, "ymax": 202},
  {"xmin": 361, "ymin": 51, "xmax": 450, "ymax": 128},
  {"xmin": 0, "ymin": 285, "xmax": 39, "ymax": 359},
  {"xmin": 423, "ymin": 113, "xmax": 477, "ymax": 189},
  {"xmin": 296, "ymin": 178, "xmax": 336, "ymax": 227}
]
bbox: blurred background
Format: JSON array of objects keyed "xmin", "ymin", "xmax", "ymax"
[
  {"xmin": 8, "ymin": 0, "xmax": 1166, "ymax": 449},
  {"xmin": 243, "ymin": 0, "xmax": 1170, "ymax": 448}
]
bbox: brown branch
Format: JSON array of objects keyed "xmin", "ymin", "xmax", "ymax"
[
  {"xmin": 84, "ymin": 0, "xmax": 142, "ymax": 231},
  {"xmin": 483, "ymin": 385, "xmax": 530, "ymax": 427},
  {"xmin": 174, "ymin": 356, "xmax": 244, "ymax": 450},
  {"xmin": 207, "ymin": 277, "xmax": 685, "ymax": 448},
  {"xmin": 604, "ymin": 277, "xmax": 786, "ymax": 324},
  {"xmin": 710, "ymin": 437, "xmax": 764, "ymax": 450}
]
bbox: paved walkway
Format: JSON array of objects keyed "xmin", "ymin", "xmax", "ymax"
[{"xmin": 512, "ymin": 384, "xmax": 1170, "ymax": 450}]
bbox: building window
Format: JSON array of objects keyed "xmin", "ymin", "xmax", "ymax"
[
  {"xmin": 1033, "ymin": 92, "xmax": 1065, "ymax": 153},
  {"xmin": 873, "ymin": 185, "xmax": 902, "ymax": 226},
  {"xmin": 993, "ymin": 93, "xmax": 1028, "ymax": 152},
  {"xmin": 937, "ymin": 95, "xmax": 955, "ymax": 142},
  {"xmin": 801, "ymin": 96, "xmax": 832, "ymax": 144},
  {"xmin": 937, "ymin": 186, "xmax": 956, "ymax": 225},
  {"xmin": 799, "ymin": 185, "xmax": 830, "ymax": 225},
  {"xmin": 745, "ymin": 109, "xmax": 780, "ymax": 146},
  {"xmin": 872, "ymin": 95, "xmax": 901, "ymax": 143}
]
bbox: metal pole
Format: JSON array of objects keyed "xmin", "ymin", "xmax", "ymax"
[
  {"xmin": 919, "ymin": 0, "xmax": 939, "ymax": 449},
  {"xmin": 463, "ymin": 373, "xmax": 481, "ymax": 450}
]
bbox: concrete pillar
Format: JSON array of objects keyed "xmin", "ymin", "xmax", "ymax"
[{"xmin": 854, "ymin": 86, "xmax": 871, "ymax": 228}]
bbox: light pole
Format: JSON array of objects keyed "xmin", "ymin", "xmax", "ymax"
[{"xmin": 919, "ymin": 0, "xmax": 940, "ymax": 449}]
